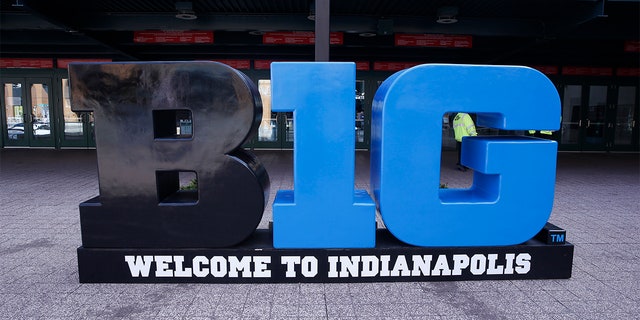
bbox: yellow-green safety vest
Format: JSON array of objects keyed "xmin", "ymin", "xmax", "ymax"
[{"xmin": 453, "ymin": 113, "xmax": 477, "ymax": 142}]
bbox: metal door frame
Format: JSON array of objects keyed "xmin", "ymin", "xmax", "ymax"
[
  {"xmin": 1, "ymin": 75, "xmax": 56, "ymax": 148},
  {"xmin": 55, "ymin": 70, "xmax": 95, "ymax": 148}
]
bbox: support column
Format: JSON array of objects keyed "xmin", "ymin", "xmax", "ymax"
[{"xmin": 314, "ymin": 0, "xmax": 330, "ymax": 61}]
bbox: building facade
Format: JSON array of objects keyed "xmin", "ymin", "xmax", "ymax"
[{"xmin": 1, "ymin": 0, "xmax": 638, "ymax": 151}]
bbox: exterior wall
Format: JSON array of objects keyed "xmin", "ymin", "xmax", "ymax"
[{"xmin": 1, "ymin": 65, "xmax": 638, "ymax": 152}]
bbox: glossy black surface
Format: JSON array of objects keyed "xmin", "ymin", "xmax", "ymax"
[
  {"xmin": 70, "ymin": 62, "xmax": 270, "ymax": 248},
  {"xmin": 77, "ymin": 229, "xmax": 574, "ymax": 283}
]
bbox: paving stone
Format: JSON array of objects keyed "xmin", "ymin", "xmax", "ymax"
[{"xmin": 0, "ymin": 149, "xmax": 638, "ymax": 319}]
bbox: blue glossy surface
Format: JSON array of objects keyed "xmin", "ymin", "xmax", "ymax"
[
  {"xmin": 271, "ymin": 62, "xmax": 376, "ymax": 248},
  {"xmin": 371, "ymin": 64, "xmax": 560, "ymax": 246}
]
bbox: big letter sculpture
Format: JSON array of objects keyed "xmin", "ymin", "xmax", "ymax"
[
  {"xmin": 72, "ymin": 62, "xmax": 573, "ymax": 284},
  {"xmin": 271, "ymin": 62, "xmax": 376, "ymax": 248},
  {"xmin": 371, "ymin": 64, "xmax": 560, "ymax": 246},
  {"xmin": 70, "ymin": 62, "xmax": 269, "ymax": 248}
]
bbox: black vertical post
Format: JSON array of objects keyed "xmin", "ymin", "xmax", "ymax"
[{"xmin": 315, "ymin": 0, "xmax": 330, "ymax": 61}]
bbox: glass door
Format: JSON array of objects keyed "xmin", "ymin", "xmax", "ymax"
[
  {"xmin": 2, "ymin": 77, "xmax": 55, "ymax": 147},
  {"xmin": 248, "ymin": 78, "xmax": 369, "ymax": 150},
  {"xmin": 58, "ymin": 77, "xmax": 95, "ymax": 147},
  {"xmin": 251, "ymin": 79, "xmax": 285, "ymax": 148},
  {"xmin": 582, "ymin": 85, "xmax": 608, "ymax": 151},
  {"xmin": 560, "ymin": 84, "xmax": 611, "ymax": 151},
  {"xmin": 282, "ymin": 112, "xmax": 294, "ymax": 149},
  {"xmin": 355, "ymin": 80, "xmax": 367, "ymax": 149},
  {"xmin": 560, "ymin": 85, "xmax": 583, "ymax": 151},
  {"xmin": 2, "ymin": 79, "xmax": 26, "ymax": 146},
  {"xmin": 247, "ymin": 79, "xmax": 295, "ymax": 149},
  {"xmin": 611, "ymin": 86, "xmax": 639, "ymax": 151}
]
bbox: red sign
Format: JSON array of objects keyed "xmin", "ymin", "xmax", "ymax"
[
  {"xmin": 0, "ymin": 58, "xmax": 54, "ymax": 68},
  {"xmin": 530, "ymin": 65, "xmax": 559, "ymax": 75},
  {"xmin": 616, "ymin": 68, "xmax": 640, "ymax": 77},
  {"xmin": 355, "ymin": 61, "xmax": 370, "ymax": 71},
  {"xmin": 395, "ymin": 34, "xmax": 472, "ymax": 48},
  {"xmin": 57, "ymin": 59, "xmax": 113, "ymax": 69},
  {"xmin": 263, "ymin": 32, "xmax": 343, "ymax": 45},
  {"xmin": 213, "ymin": 59, "xmax": 251, "ymax": 70},
  {"xmin": 373, "ymin": 61, "xmax": 421, "ymax": 71},
  {"xmin": 256, "ymin": 60, "xmax": 364, "ymax": 71},
  {"xmin": 624, "ymin": 40, "xmax": 640, "ymax": 52},
  {"xmin": 254, "ymin": 60, "xmax": 275, "ymax": 70},
  {"xmin": 562, "ymin": 66, "xmax": 613, "ymax": 76},
  {"xmin": 133, "ymin": 31, "xmax": 214, "ymax": 44}
]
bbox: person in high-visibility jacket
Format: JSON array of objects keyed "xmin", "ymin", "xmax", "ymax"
[
  {"xmin": 528, "ymin": 116, "xmax": 560, "ymax": 138},
  {"xmin": 453, "ymin": 112, "xmax": 477, "ymax": 171},
  {"xmin": 528, "ymin": 129, "xmax": 554, "ymax": 138}
]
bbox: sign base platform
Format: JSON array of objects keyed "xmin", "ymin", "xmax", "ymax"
[{"xmin": 78, "ymin": 226, "xmax": 573, "ymax": 283}]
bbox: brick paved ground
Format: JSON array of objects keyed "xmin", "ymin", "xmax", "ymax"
[{"xmin": 0, "ymin": 148, "xmax": 638, "ymax": 319}]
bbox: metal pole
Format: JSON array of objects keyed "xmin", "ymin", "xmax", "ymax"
[{"xmin": 314, "ymin": 0, "xmax": 330, "ymax": 61}]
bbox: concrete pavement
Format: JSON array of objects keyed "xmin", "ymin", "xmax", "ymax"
[{"xmin": 0, "ymin": 148, "xmax": 638, "ymax": 319}]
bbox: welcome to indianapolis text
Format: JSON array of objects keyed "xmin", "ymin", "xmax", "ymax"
[{"xmin": 125, "ymin": 253, "xmax": 532, "ymax": 279}]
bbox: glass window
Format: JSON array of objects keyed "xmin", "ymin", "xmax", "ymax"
[
  {"xmin": 355, "ymin": 80, "xmax": 365, "ymax": 143},
  {"xmin": 615, "ymin": 86, "xmax": 636, "ymax": 145},
  {"xmin": 4, "ymin": 83, "xmax": 24, "ymax": 140},
  {"xmin": 31, "ymin": 83, "xmax": 51, "ymax": 140},
  {"xmin": 153, "ymin": 109, "xmax": 193, "ymax": 139},
  {"xmin": 62, "ymin": 78, "xmax": 84, "ymax": 139},
  {"xmin": 585, "ymin": 85, "xmax": 607, "ymax": 145},
  {"xmin": 258, "ymin": 80, "xmax": 278, "ymax": 142},
  {"xmin": 561, "ymin": 85, "xmax": 582, "ymax": 145}
]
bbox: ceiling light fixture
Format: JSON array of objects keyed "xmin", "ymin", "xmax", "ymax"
[
  {"xmin": 437, "ymin": 6, "xmax": 458, "ymax": 24},
  {"xmin": 308, "ymin": 0, "xmax": 316, "ymax": 21},
  {"xmin": 175, "ymin": 1, "xmax": 198, "ymax": 20}
]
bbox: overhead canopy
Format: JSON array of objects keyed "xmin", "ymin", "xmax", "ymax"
[{"xmin": 0, "ymin": 0, "xmax": 638, "ymax": 66}]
